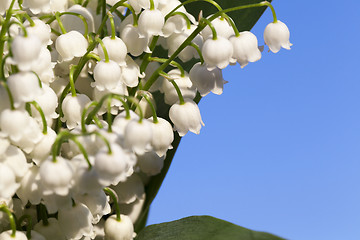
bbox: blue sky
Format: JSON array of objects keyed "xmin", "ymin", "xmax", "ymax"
[{"xmin": 147, "ymin": 1, "xmax": 360, "ymax": 239}]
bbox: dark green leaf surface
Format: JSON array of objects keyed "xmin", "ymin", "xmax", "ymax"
[
  {"xmin": 180, "ymin": 0, "xmax": 272, "ymax": 31},
  {"xmin": 135, "ymin": 216, "xmax": 285, "ymax": 240}
]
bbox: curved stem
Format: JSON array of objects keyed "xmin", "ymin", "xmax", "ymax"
[
  {"xmin": 189, "ymin": 42, "xmax": 204, "ymax": 64},
  {"xmin": 149, "ymin": 0, "xmax": 155, "ymax": 10},
  {"xmin": 201, "ymin": 18, "xmax": 217, "ymax": 40},
  {"xmin": 108, "ymin": 12, "xmax": 116, "ymax": 39},
  {"xmin": 55, "ymin": 12, "xmax": 67, "ymax": 34},
  {"xmin": 59, "ymin": 12, "xmax": 90, "ymax": 36},
  {"xmin": 29, "ymin": 101, "xmax": 47, "ymax": 134},
  {"xmin": 149, "ymin": 57, "xmax": 185, "ymax": 77},
  {"xmin": 142, "ymin": 92, "xmax": 158, "ymax": 123},
  {"xmin": 81, "ymin": 101, "xmax": 98, "ymax": 133},
  {"xmin": 69, "ymin": 65, "xmax": 77, "ymax": 97},
  {"xmin": 92, "ymin": 131, "xmax": 112, "ymax": 154},
  {"xmin": 70, "ymin": 136, "xmax": 92, "ymax": 169},
  {"xmin": 17, "ymin": 215, "xmax": 32, "ymax": 239},
  {"xmin": 166, "ymin": 12, "xmax": 192, "ymax": 29},
  {"xmin": 103, "ymin": 188, "xmax": 121, "ymax": 221},
  {"xmin": 106, "ymin": 98, "xmax": 113, "ymax": 132},
  {"xmin": 0, "ymin": 205, "xmax": 17, "ymax": 237},
  {"xmin": 159, "ymin": 71, "xmax": 185, "ymax": 105},
  {"xmin": 0, "ymin": 0, "xmax": 16, "ymax": 78},
  {"xmin": 51, "ymin": 130, "xmax": 71, "ymax": 162},
  {"xmin": 95, "ymin": 37, "xmax": 109, "ymax": 62},
  {"xmin": 221, "ymin": 13, "xmax": 240, "ymax": 37}
]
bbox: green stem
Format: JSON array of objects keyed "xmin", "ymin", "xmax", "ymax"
[
  {"xmin": 103, "ymin": 188, "xmax": 121, "ymax": 221},
  {"xmin": 142, "ymin": 93, "xmax": 158, "ymax": 123},
  {"xmin": 69, "ymin": 65, "xmax": 77, "ymax": 97},
  {"xmin": 139, "ymin": 35, "xmax": 159, "ymax": 74},
  {"xmin": 92, "ymin": 131, "xmax": 112, "ymax": 154},
  {"xmin": 201, "ymin": 18, "xmax": 217, "ymax": 40},
  {"xmin": 106, "ymin": 98, "xmax": 113, "ymax": 132},
  {"xmin": 70, "ymin": 136, "xmax": 92, "ymax": 169},
  {"xmin": 0, "ymin": 0, "xmax": 16, "ymax": 79},
  {"xmin": 149, "ymin": 0, "xmax": 155, "ymax": 10},
  {"xmin": 190, "ymin": 42, "xmax": 204, "ymax": 64},
  {"xmin": 8, "ymin": 21, "xmax": 28, "ymax": 37},
  {"xmin": 0, "ymin": 205, "xmax": 17, "ymax": 237},
  {"xmin": 17, "ymin": 215, "xmax": 32, "ymax": 239},
  {"xmin": 95, "ymin": 37, "xmax": 110, "ymax": 62},
  {"xmin": 29, "ymin": 101, "xmax": 47, "ymax": 134},
  {"xmin": 108, "ymin": 12, "xmax": 116, "ymax": 39},
  {"xmin": 81, "ymin": 101, "xmax": 99, "ymax": 133},
  {"xmin": 55, "ymin": 12, "xmax": 67, "ymax": 34},
  {"xmin": 166, "ymin": 12, "xmax": 192, "ymax": 29},
  {"xmin": 149, "ymin": 57, "xmax": 185, "ymax": 77},
  {"xmin": 159, "ymin": 71, "xmax": 185, "ymax": 105},
  {"xmin": 222, "ymin": 13, "xmax": 240, "ymax": 37},
  {"xmin": 51, "ymin": 130, "xmax": 71, "ymax": 162},
  {"xmin": 23, "ymin": 14, "xmax": 35, "ymax": 27}
]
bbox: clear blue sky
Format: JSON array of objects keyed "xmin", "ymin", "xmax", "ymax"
[{"xmin": 147, "ymin": 1, "xmax": 360, "ymax": 239}]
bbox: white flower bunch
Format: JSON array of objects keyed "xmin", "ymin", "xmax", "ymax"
[{"xmin": 0, "ymin": 0, "xmax": 291, "ymax": 239}]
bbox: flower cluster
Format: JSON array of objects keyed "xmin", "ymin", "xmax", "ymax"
[{"xmin": 0, "ymin": 0, "xmax": 291, "ymax": 239}]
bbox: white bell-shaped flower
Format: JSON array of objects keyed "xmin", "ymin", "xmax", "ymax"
[
  {"xmin": 42, "ymin": 193, "xmax": 73, "ymax": 214},
  {"xmin": 202, "ymin": 36, "xmax": 233, "ymax": 70},
  {"xmin": 0, "ymin": 230, "xmax": 27, "ymax": 240},
  {"xmin": 75, "ymin": 190, "xmax": 111, "ymax": 224},
  {"xmin": 94, "ymin": 144, "xmax": 132, "ymax": 186},
  {"xmin": 149, "ymin": 117, "xmax": 174, "ymax": 157},
  {"xmin": 61, "ymin": 94, "xmax": 91, "ymax": 129},
  {"xmin": 24, "ymin": 18, "xmax": 52, "ymax": 46},
  {"xmin": 34, "ymin": 218, "xmax": 66, "ymax": 240},
  {"xmin": 162, "ymin": 14, "xmax": 186, "ymax": 37},
  {"xmin": 0, "ymin": 137, "xmax": 10, "ymax": 156},
  {"xmin": 124, "ymin": 119, "xmax": 153, "ymax": 155},
  {"xmin": 97, "ymin": 36, "xmax": 127, "ymax": 66},
  {"xmin": 61, "ymin": 4, "xmax": 95, "ymax": 34},
  {"xmin": 93, "ymin": 84, "xmax": 128, "ymax": 115},
  {"xmin": 112, "ymin": 110, "xmax": 140, "ymax": 135},
  {"xmin": 229, "ymin": 31, "xmax": 261, "ymax": 67},
  {"xmin": 72, "ymin": 154, "xmax": 103, "ymax": 194},
  {"xmin": 58, "ymin": 202, "xmax": 94, "ymax": 240},
  {"xmin": 29, "ymin": 127, "xmax": 57, "ymax": 164},
  {"xmin": 10, "ymin": 34, "xmax": 42, "ymax": 71},
  {"xmin": 201, "ymin": 16, "xmax": 234, "ymax": 40},
  {"xmin": 16, "ymin": 165, "xmax": 42, "ymax": 206},
  {"xmin": 264, "ymin": 20, "xmax": 292, "ymax": 53},
  {"xmin": 1, "ymin": 145, "xmax": 30, "ymax": 180},
  {"xmin": 119, "ymin": 193, "xmax": 145, "ymax": 224},
  {"xmin": 0, "ymin": 109, "xmax": 42, "ymax": 148},
  {"xmin": 112, "ymin": 174, "xmax": 144, "ymax": 204},
  {"xmin": 137, "ymin": 150, "xmax": 165, "ymax": 176},
  {"xmin": 11, "ymin": 115, "xmax": 43, "ymax": 154},
  {"xmin": 189, "ymin": 62, "xmax": 225, "ymax": 96},
  {"xmin": 26, "ymin": 231, "xmax": 45, "ymax": 240},
  {"xmin": 31, "ymin": 47, "xmax": 55, "ymax": 84},
  {"xmin": 31, "ymin": 84, "xmax": 58, "ymax": 124},
  {"xmin": 138, "ymin": 8, "xmax": 165, "ymax": 37},
  {"xmin": 169, "ymin": 99, "xmax": 204, "ymax": 136},
  {"xmin": 167, "ymin": 25, "xmax": 203, "ymax": 62},
  {"xmin": 128, "ymin": 0, "xmax": 159, "ymax": 13},
  {"xmin": 120, "ymin": 56, "xmax": 143, "ymax": 87},
  {"xmin": 22, "ymin": 0, "xmax": 51, "ymax": 14},
  {"xmin": 161, "ymin": 69, "xmax": 197, "ymax": 105},
  {"xmin": 7, "ymin": 71, "xmax": 43, "ymax": 108},
  {"xmin": 0, "ymin": 0, "xmax": 12, "ymax": 15},
  {"xmin": 55, "ymin": 30, "xmax": 88, "ymax": 61},
  {"xmin": 121, "ymin": 24, "xmax": 150, "ymax": 56},
  {"xmin": 0, "ymin": 163, "xmax": 19, "ymax": 202},
  {"xmin": 93, "ymin": 60, "xmax": 122, "ymax": 91},
  {"xmin": 39, "ymin": 156, "xmax": 74, "ymax": 196},
  {"xmin": 104, "ymin": 214, "xmax": 134, "ymax": 240}
]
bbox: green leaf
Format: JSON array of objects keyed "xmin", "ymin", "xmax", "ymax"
[
  {"xmin": 135, "ymin": 216, "xmax": 285, "ymax": 240},
  {"xmin": 179, "ymin": 0, "xmax": 272, "ymax": 32},
  {"xmin": 134, "ymin": 1, "xmax": 271, "ymax": 232}
]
